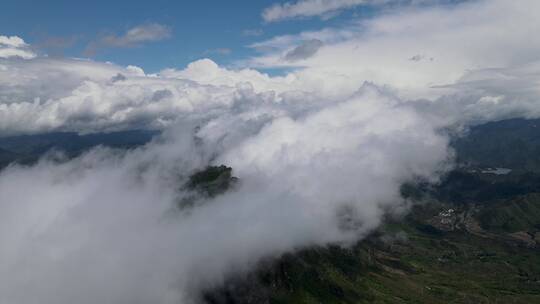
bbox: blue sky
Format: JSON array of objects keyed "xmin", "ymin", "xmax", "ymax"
[{"xmin": 0, "ymin": 0, "xmax": 370, "ymax": 72}]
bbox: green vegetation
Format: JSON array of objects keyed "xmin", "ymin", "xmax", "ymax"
[
  {"xmin": 177, "ymin": 165, "xmax": 238, "ymax": 210},
  {"xmin": 478, "ymin": 194, "xmax": 540, "ymax": 233},
  {"xmin": 201, "ymin": 118, "xmax": 540, "ymax": 303},
  {"xmin": 186, "ymin": 165, "xmax": 238, "ymax": 197},
  {"xmin": 203, "ymin": 202, "xmax": 540, "ymax": 304}
]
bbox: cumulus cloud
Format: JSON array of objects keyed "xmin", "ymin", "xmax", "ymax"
[
  {"xmin": 0, "ymin": 56, "xmax": 301, "ymax": 135},
  {"xmin": 250, "ymin": 0, "xmax": 540, "ymax": 100},
  {"xmin": 0, "ymin": 35, "xmax": 36, "ymax": 59},
  {"xmin": 284, "ymin": 39, "xmax": 324, "ymax": 61},
  {"xmin": 159, "ymin": 58, "xmax": 298, "ymax": 95},
  {"xmin": 85, "ymin": 23, "xmax": 171, "ymax": 55}
]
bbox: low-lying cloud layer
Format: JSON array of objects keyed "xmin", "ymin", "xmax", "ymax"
[
  {"xmin": 0, "ymin": 83, "xmax": 450, "ymax": 304},
  {"xmin": 1, "ymin": 0, "xmax": 540, "ymax": 303}
]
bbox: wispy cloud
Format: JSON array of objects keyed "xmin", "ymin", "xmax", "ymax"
[
  {"xmin": 203, "ymin": 48, "xmax": 232, "ymax": 56},
  {"xmin": 284, "ymin": 39, "xmax": 324, "ymax": 61},
  {"xmin": 0, "ymin": 53, "xmax": 451, "ymax": 304},
  {"xmin": 262, "ymin": 0, "xmax": 371, "ymax": 22},
  {"xmin": 36, "ymin": 35, "xmax": 79, "ymax": 57},
  {"xmin": 85, "ymin": 23, "xmax": 171, "ymax": 56},
  {"xmin": 261, "ymin": 0, "xmax": 447, "ymax": 22},
  {"xmin": 242, "ymin": 29, "xmax": 264, "ymax": 37}
]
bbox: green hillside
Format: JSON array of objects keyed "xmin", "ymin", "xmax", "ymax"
[
  {"xmin": 202, "ymin": 198, "xmax": 540, "ymax": 304},
  {"xmin": 198, "ymin": 118, "xmax": 540, "ymax": 303}
]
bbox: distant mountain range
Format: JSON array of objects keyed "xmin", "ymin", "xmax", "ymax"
[
  {"xmin": 0, "ymin": 130, "xmax": 159, "ymax": 169},
  {"xmin": 454, "ymin": 118, "xmax": 540, "ymax": 172}
]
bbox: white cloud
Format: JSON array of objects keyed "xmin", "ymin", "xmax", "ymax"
[
  {"xmin": 0, "ymin": 35, "xmax": 36, "ymax": 59},
  {"xmin": 159, "ymin": 58, "xmax": 298, "ymax": 95},
  {"xmin": 0, "ymin": 36, "xmax": 27, "ymax": 48},
  {"xmin": 249, "ymin": 0, "xmax": 540, "ymax": 100},
  {"xmin": 0, "ymin": 56, "xmax": 317, "ymax": 135},
  {"xmin": 0, "ymin": 57, "xmax": 237, "ymax": 135}
]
